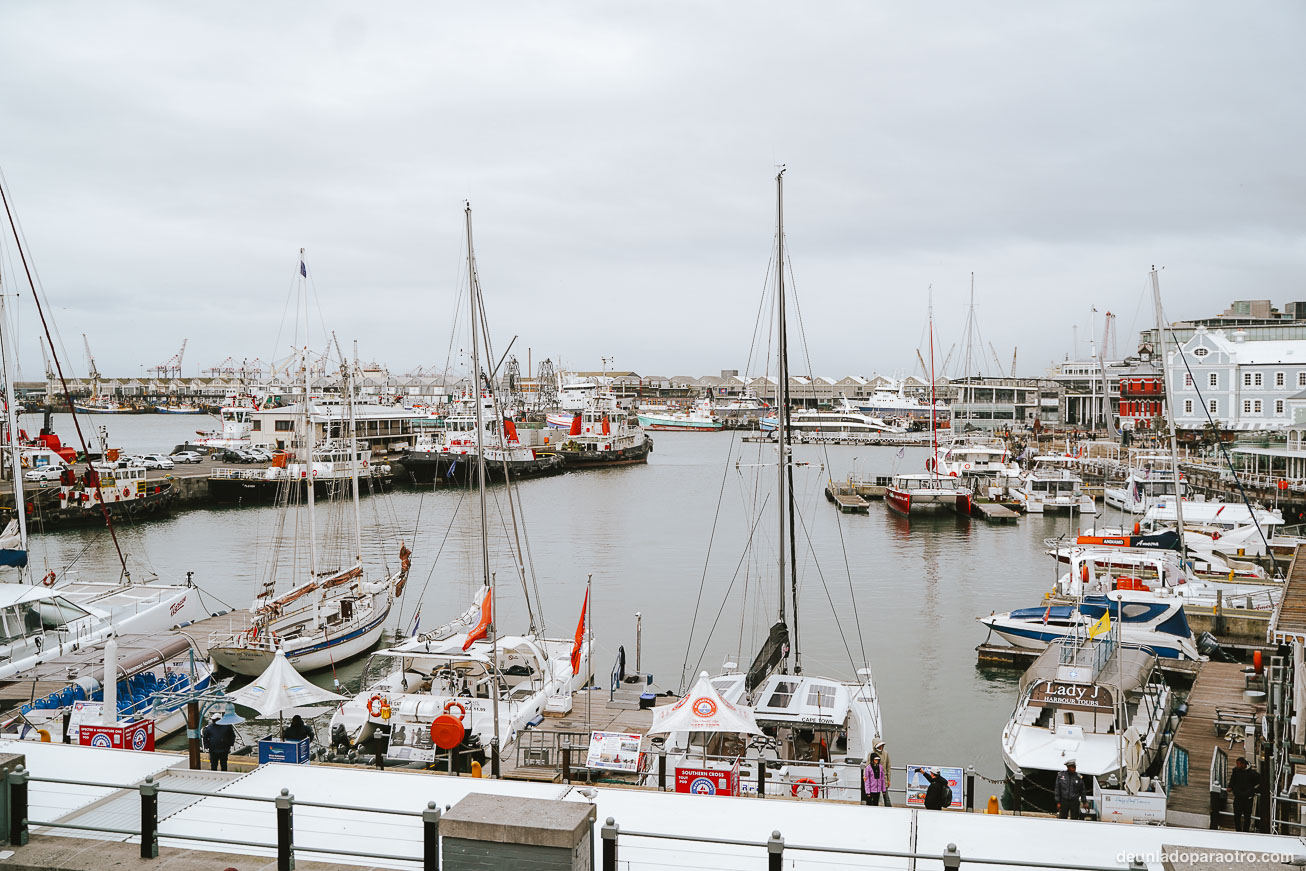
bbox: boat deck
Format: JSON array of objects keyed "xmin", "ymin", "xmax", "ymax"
[
  {"xmin": 825, "ymin": 481, "xmax": 870, "ymax": 513},
  {"xmin": 0, "ymin": 633, "xmax": 199, "ymax": 709},
  {"xmin": 1269, "ymin": 542, "xmax": 1306, "ymax": 644},
  {"xmin": 1165, "ymin": 661, "xmax": 1263, "ymax": 828},
  {"xmin": 176, "ymin": 610, "xmax": 255, "ymax": 658}
]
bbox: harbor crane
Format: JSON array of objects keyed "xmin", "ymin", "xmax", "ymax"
[
  {"xmin": 150, "ymin": 339, "xmax": 187, "ymax": 379},
  {"xmin": 82, "ymin": 334, "xmax": 102, "ymax": 398},
  {"xmin": 1010, "ymin": 347, "xmax": 1018, "ymax": 378},
  {"xmin": 39, "ymin": 337, "xmax": 55, "ymax": 404},
  {"xmin": 206, "ymin": 357, "xmax": 236, "ymax": 378}
]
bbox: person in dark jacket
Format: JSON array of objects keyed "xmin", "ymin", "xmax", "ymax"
[
  {"xmin": 282, "ymin": 714, "xmax": 314, "ymax": 743},
  {"xmin": 202, "ymin": 712, "xmax": 237, "ymax": 771},
  {"xmin": 1055, "ymin": 760, "xmax": 1086, "ymax": 819},
  {"xmin": 923, "ymin": 769, "xmax": 951, "ymax": 811},
  {"xmin": 1228, "ymin": 757, "xmax": 1259, "ymax": 832}
]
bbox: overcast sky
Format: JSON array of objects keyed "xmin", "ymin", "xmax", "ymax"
[{"xmin": 0, "ymin": 2, "xmax": 1302, "ymax": 383}]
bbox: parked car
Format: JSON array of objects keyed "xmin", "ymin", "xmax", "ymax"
[
  {"xmin": 218, "ymin": 449, "xmax": 256, "ymax": 464},
  {"xmin": 246, "ymin": 448, "xmax": 273, "ymax": 462},
  {"xmin": 141, "ymin": 454, "xmax": 175, "ymax": 470},
  {"xmin": 169, "ymin": 451, "xmax": 203, "ymax": 464},
  {"xmin": 23, "ymin": 466, "xmax": 65, "ymax": 483}
]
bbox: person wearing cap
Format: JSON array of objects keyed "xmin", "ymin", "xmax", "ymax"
[
  {"xmin": 1055, "ymin": 760, "xmax": 1085, "ymax": 819},
  {"xmin": 922, "ymin": 768, "xmax": 952, "ymax": 811},
  {"xmin": 202, "ymin": 711, "xmax": 237, "ymax": 771},
  {"xmin": 872, "ymin": 739, "xmax": 892, "ymax": 806},
  {"xmin": 1228, "ymin": 756, "xmax": 1258, "ymax": 831},
  {"xmin": 862, "ymin": 752, "xmax": 888, "ymax": 805}
]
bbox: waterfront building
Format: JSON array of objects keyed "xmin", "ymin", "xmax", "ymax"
[{"xmin": 1167, "ymin": 326, "xmax": 1306, "ymax": 432}]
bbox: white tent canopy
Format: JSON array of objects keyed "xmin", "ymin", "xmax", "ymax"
[
  {"xmin": 227, "ymin": 648, "xmax": 344, "ymax": 718},
  {"xmin": 649, "ymin": 672, "xmax": 762, "ymax": 735}
]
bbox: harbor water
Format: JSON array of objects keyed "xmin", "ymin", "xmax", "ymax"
[{"xmin": 17, "ymin": 412, "xmax": 1124, "ymax": 779}]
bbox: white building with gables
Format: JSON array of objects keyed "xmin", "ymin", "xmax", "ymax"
[{"xmin": 1168, "ymin": 326, "xmax": 1306, "ymax": 430}]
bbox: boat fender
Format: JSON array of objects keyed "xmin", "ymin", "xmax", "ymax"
[
  {"xmin": 1133, "ymin": 522, "xmax": 1141, "ymax": 535},
  {"xmin": 443, "ymin": 700, "xmax": 466, "ymax": 721},
  {"xmin": 366, "ymin": 694, "xmax": 386, "ymax": 718},
  {"xmin": 1081, "ymin": 564, "xmax": 1089, "ymax": 584},
  {"xmin": 791, "ymin": 778, "xmax": 820, "ymax": 798}
]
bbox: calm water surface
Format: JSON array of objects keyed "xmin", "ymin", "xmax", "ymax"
[{"xmin": 18, "ymin": 414, "xmax": 1135, "ymax": 778}]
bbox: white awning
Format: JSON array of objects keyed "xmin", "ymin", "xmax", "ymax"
[
  {"xmin": 227, "ymin": 648, "xmax": 344, "ymax": 718},
  {"xmin": 649, "ymin": 672, "xmax": 762, "ymax": 735}
]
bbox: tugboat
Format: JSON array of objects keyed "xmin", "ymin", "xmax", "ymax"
[{"xmin": 551, "ymin": 392, "xmax": 651, "ymax": 469}]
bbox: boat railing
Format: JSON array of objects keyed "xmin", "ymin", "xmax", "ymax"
[{"xmin": 1165, "ymin": 741, "xmax": 1190, "ymax": 792}]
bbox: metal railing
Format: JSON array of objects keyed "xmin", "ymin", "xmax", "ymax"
[{"xmin": 1165, "ymin": 742, "xmax": 1189, "ymax": 791}]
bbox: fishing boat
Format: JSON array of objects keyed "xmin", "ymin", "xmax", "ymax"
[
  {"xmin": 191, "ymin": 399, "xmax": 256, "ymax": 450},
  {"xmin": 154, "ymin": 403, "xmax": 202, "ymax": 414},
  {"xmin": 1010, "ymin": 456, "xmax": 1096, "ymax": 514},
  {"xmin": 207, "ymin": 251, "xmax": 407, "ymax": 676},
  {"xmin": 637, "ymin": 397, "xmax": 723, "ymax": 432},
  {"xmin": 656, "ymin": 172, "xmax": 882, "ymax": 802},
  {"xmin": 1002, "ymin": 632, "xmax": 1173, "ymax": 815},
  {"xmin": 72, "ymin": 399, "xmax": 124, "ymax": 414},
  {"xmin": 334, "ymin": 203, "xmax": 590, "ymax": 772},
  {"xmin": 207, "ymin": 437, "xmax": 393, "ymax": 504},
  {"xmin": 397, "ymin": 391, "xmax": 563, "ymax": 484},
  {"xmin": 552, "ymin": 390, "xmax": 652, "ymax": 468}
]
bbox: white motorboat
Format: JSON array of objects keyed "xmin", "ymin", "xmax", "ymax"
[
  {"xmin": 1012, "ymin": 456, "xmax": 1096, "ymax": 514},
  {"xmin": 192, "ymin": 398, "xmax": 257, "ymax": 450},
  {"xmin": 1102, "ymin": 453, "xmax": 1185, "ymax": 513},
  {"xmin": 760, "ymin": 399, "xmax": 906, "ymax": 437},
  {"xmin": 885, "ymin": 472, "xmax": 972, "ymax": 515},
  {"xmin": 855, "ymin": 382, "xmax": 949, "ymax": 426},
  {"xmin": 637, "ymin": 398, "xmax": 723, "ymax": 432},
  {"xmin": 935, "ymin": 435, "xmax": 1022, "ymax": 498},
  {"xmin": 1002, "ymin": 634, "xmax": 1173, "ymax": 814}
]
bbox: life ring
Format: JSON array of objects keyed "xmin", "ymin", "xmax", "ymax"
[
  {"xmin": 311, "ymin": 469, "xmax": 319, "ymax": 477},
  {"xmin": 42, "ymin": 571, "xmax": 56, "ymax": 587},
  {"xmin": 443, "ymin": 700, "xmax": 467, "ymax": 721},
  {"xmin": 963, "ymin": 463, "xmax": 971, "ymax": 470},
  {"xmin": 367, "ymin": 695, "xmax": 386, "ymax": 718},
  {"xmin": 122, "ymin": 487, "xmax": 130, "ymax": 498},
  {"xmin": 791, "ymin": 778, "xmax": 820, "ymax": 798},
  {"xmin": 925, "ymin": 457, "xmax": 936, "ymax": 472}
]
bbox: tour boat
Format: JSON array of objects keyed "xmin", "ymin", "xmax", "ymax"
[
  {"xmin": 1011, "ymin": 456, "xmax": 1096, "ymax": 514},
  {"xmin": 637, "ymin": 398, "xmax": 723, "ymax": 432},
  {"xmin": 885, "ymin": 472, "xmax": 972, "ymax": 515},
  {"xmin": 855, "ymin": 383, "xmax": 950, "ymax": 426},
  {"xmin": 759, "ymin": 399, "xmax": 906, "ymax": 436}
]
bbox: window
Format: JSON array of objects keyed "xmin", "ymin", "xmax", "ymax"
[
  {"xmin": 1254, "ymin": 373, "xmax": 1263, "ymax": 387},
  {"xmin": 1193, "ymin": 347, "xmax": 1209, "ymax": 357},
  {"xmin": 765, "ymin": 681, "xmax": 799, "ymax": 709},
  {"xmin": 1209, "ymin": 399, "xmax": 1218, "ymax": 414},
  {"xmin": 1184, "ymin": 373, "xmax": 1193, "ymax": 388},
  {"xmin": 252, "ymin": 420, "xmax": 261, "ymax": 431},
  {"xmin": 1299, "ymin": 372, "xmax": 1306, "ymax": 388},
  {"xmin": 1184, "ymin": 399, "xmax": 1193, "ymax": 414},
  {"xmin": 274, "ymin": 420, "xmax": 294, "ymax": 432},
  {"xmin": 1277, "ymin": 400, "xmax": 1285, "ymax": 415},
  {"xmin": 1254, "ymin": 400, "xmax": 1263, "ymax": 413},
  {"xmin": 1209, "ymin": 373, "xmax": 1218, "ymax": 388},
  {"xmin": 1244, "ymin": 372, "xmax": 1253, "ymax": 387},
  {"xmin": 1277, "ymin": 372, "xmax": 1286, "ymax": 388},
  {"xmin": 1244, "ymin": 400, "xmax": 1252, "ymax": 414}
]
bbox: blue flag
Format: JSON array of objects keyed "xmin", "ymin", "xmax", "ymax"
[{"xmin": 300, "ymin": 261, "xmax": 307, "ymax": 277}]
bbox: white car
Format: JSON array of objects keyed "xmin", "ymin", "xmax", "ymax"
[
  {"xmin": 169, "ymin": 451, "xmax": 202, "ymax": 464},
  {"xmin": 140, "ymin": 454, "xmax": 175, "ymax": 470},
  {"xmin": 23, "ymin": 466, "xmax": 65, "ymax": 482}
]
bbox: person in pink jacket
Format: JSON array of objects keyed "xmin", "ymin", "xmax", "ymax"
[{"xmin": 863, "ymin": 752, "xmax": 889, "ymax": 805}]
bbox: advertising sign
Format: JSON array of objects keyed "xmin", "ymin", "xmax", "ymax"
[
  {"xmin": 674, "ymin": 764, "xmax": 740, "ymax": 796},
  {"xmin": 66, "ymin": 701, "xmax": 104, "ymax": 742},
  {"xmin": 905, "ymin": 764, "xmax": 963, "ymax": 809},
  {"xmin": 1099, "ymin": 789, "xmax": 1166, "ymax": 824},
  {"xmin": 1030, "ymin": 681, "xmax": 1114, "ymax": 712},
  {"xmin": 586, "ymin": 731, "xmax": 642, "ymax": 772},
  {"xmin": 79, "ymin": 718, "xmax": 155, "ymax": 752}
]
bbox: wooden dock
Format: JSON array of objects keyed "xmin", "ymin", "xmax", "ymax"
[
  {"xmin": 976, "ymin": 642, "xmax": 1203, "ymax": 684},
  {"xmin": 1166, "ymin": 661, "xmax": 1264, "ymax": 828},
  {"xmin": 1269, "ymin": 543, "xmax": 1306, "ymax": 645},
  {"xmin": 967, "ymin": 499, "xmax": 1020, "ymax": 523},
  {"xmin": 825, "ymin": 480, "xmax": 870, "ymax": 513}
]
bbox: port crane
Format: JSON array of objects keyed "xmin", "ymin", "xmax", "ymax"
[
  {"xmin": 82, "ymin": 334, "xmax": 102, "ymax": 399},
  {"xmin": 150, "ymin": 339, "xmax": 187, "ymax": 379}
]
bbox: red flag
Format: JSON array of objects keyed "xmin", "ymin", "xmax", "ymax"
[
  {"xmin": 462, "ymin": 588, "xmax": 492, "ymax": 651},
  {"xmin": 569, "ymin": 414, "xmax": 582, "ymax": 436},
  {"xmin": 503, "ymin": 417, "xmax": 519, "ymax": 443},
  {"xmin": 571, "ymin": 587, "xmax": 589, "ymax": 675}
]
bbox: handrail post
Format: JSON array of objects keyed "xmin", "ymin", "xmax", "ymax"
[
  {"xmin": 758, "ymin": 759, "xmax": 766, "ymax": 798},
  {"xmin": 562, "ymin": 746, "xmax": 571, "ymax": 784},
  {"xmin": 601, "ymin": 816, "xmax": 618, "ymax": 871},
  {"xmin": 658, "ymin": 748, "xmax": 666, "ymax": 791},
  {"xmin": 140, "ymin": 775, "xmax": 159, "ymax": 859},
  {"xmin": 965, "ymin": 764, "xmax": 975, "ymax": 812},
  {"xmin": 422, "ymin": 800, "xmax": 441, "ymax": 871},
  {"xmin": 942, "ymin": 842, "xmax": 961, "ymax": 870},
  {"xmin": 767, "ymin": 830, "xmax": 784, "ymax": 871},
  {"xmin": 8, "ymin": 765, "xmax": 27, "ymax": 846},
  {"xmin": 275, "ymin": 788, "xmax": 294, "ymax": 871}
]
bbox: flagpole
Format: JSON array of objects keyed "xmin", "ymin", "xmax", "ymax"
[{"xmin": 586, "ymin": 573, "xmax": 592, "ymax": 735}]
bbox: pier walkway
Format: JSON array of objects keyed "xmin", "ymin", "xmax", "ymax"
[
  {"xmin": 1166, "ymin": 661, "xmax": 1263, "ymax": 829},
  {"xmin": 1269, "ymin": 543, "xmax": 1306, "ymax": 645}
]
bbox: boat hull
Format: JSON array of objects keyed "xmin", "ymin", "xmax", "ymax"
[
  {"xmin": 555, "ymin": 438, "xmax": 652, "ymax": 469},
  {"xmin": 636, "ymin": 415, "xmax": 721, "ymax": 432},
  {"xmin": 207, "ymin": 472, "xmax": 394, "ymax": 504},
  {"xmin": 394, "ymin": 452, "xmax": 565, "ymax": 485},
  {"xmin": 210, "ymin": 604, "xmax": 391, "ymax": 676},
  {"xmin": 24, "ymin": 483, "xmax": 176, "ymax": 529}
]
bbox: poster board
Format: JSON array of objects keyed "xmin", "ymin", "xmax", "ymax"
[
  {"xmin": 905, "ymin": 764, "xmax": 963, "ymax": 809},
  {"xmin": 1099, "ymin": 789, "xmax": 1166, "ymax": 824},
  {"xmin": 585, "ymin": 731, "xmax": 642, "ymax": 772}
]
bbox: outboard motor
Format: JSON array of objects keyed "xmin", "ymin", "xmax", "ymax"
[{"xmin": 1197, "ymin": 631, "xmax": 1236, "ymax": 662}]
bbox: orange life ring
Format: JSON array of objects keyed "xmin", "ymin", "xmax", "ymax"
[
  {"xmin": 42, "ymin": 571, "xmax": 56, "ymax": 587},
  {"xmin": 443, "ymin": 700, "xmax": 467, "ymax": 721},
  {"xmin": 367, "ymin": 694, "xmax": 386, "ymax": 718},
  {"xmin": 122, "ymin": 487, "xmax": 130, "ymax": 498},
  {"xmin": 792, "ymin": 778, "xmax": 820, "ymax": 798}
]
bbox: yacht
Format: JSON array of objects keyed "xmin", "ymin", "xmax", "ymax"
[
  {"xmin": 885, "ymin": 472, "xmax": 972, "ymax": 515},
  {"xmin": 1011, "ymin": 456, "xmax": 1096, "ymax": 514},
  {"xmin": 855, "ymin": 383, "xmax": 949, "ymax": 427},
  {"xmin": 1103, "ymin": 454, "xmax": 1185, "ymax": 513},
  {"xmin": 1002, "ymin": 635, "xmax": 1173, "ymax": 814},
  {"xmin": 759, "ymin": 399, "xmax": 906, "ymax": 437}
]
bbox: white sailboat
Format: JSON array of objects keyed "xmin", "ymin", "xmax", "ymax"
[{"xmin": 208, "ymin": 252, "xmax": 406, "ymax": 676}]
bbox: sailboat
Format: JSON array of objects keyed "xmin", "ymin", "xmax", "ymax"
[
  {"xmin": 208, "ymin": 252, "xmax": 407, "ymax": 676},
  {"xmin": 658, "ymin": 172, "xmax": 881, "ymax": 800},
  {"xmin": 332, "ymin": 204, "xmax": 589, "ymax": 771}
]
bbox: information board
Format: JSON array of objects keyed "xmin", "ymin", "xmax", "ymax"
[
  {"xmin": 585, "ymin": 731, "xmax": 642, "ymax": 772},
  {"xmin": 905, "ymin": 764, "xmax": 963, "ymax": 809}
]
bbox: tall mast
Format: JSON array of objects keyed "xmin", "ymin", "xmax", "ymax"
[
  {"xmin": 301, "ymin": 249, "xmax": 317, "ymax": 579},
  {"xmin": 774, "ymin": 169, "xmax": 789, "ymax": 656},
  {"xmin": 1150, "ymin": 267, "xmax": 1186, "ymax": 553},
  {"xmin": 0, "ymin": 284, "xmax": 27, "ymax": 565},
  {"xmin": 347, "ymin": 339, "xmax": 363, "ymax": 567},
  {"xmin": 929, "ymin": 291, "xmax": 938, "ymax": 482},
  {"xmin": 465, "ymin": 202, "xmax": 500, "ymax": 772}
]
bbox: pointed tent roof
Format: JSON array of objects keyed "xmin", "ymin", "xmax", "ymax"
[
  {"xmin": 648, "ymin": 672, "xmax": 762, "ymax": 735},
  {"xmin": 227, "ymin": 648, "xmax": 344, "ymax": 718}
]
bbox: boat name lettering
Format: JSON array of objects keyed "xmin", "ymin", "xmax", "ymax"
[{"xmin": 1031, "ymin": 681, "xmax": 1113, "ymax": 710}]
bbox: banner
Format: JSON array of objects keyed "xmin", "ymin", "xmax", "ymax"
[{"xmin": 675, "ymin": 764, "xmax": 740, "ymax": 796}]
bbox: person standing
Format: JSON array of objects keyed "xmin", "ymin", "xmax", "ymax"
[
  {"xmin": 863, "ymin": 753, "xmax": 888, "ymax": 805},
  {"xmin": 923, "ymin": 769, "xmax": 952, "ymax": 811},
  {"xmin": 1055, "ymin": 760, "xmax": 1085, "ymax": 820},
  {"xmin": 202, "ymin": 711, "xmax": 236, "ymax": 771},
  {"xmin": 1229, "ymin": 757, "xmax": 1258, "ymax": 832},
  {"xmin": 873, "ymin": 739, "xmax": 892, "ymax": 806}
]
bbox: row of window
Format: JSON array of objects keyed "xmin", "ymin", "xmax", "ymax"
[
  {"xmin": 1181, "ymin": 371, "xmax": 1306, "ymax": 389},
  {"xmin": 1180, "ymin": 398, "xmax": 1286, "ymax": 416}
]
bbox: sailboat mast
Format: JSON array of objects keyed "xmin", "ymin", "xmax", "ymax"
[
  {"xmin": 465, "ymin": 203, "xmax": 500, "ymax": 772},
  {"xmin": 0, "ymin": 286, "xmax": 27, "ymax": 564},
  {"xmin": 301, "ymin": 249, "xmax": 317, "ymax": 579},
  {"xmin": 774, "ymin": 170, "xmax": 789, "ymax": 653},
  {"xmin": 1150, "ymin": 267, "xmax": 1186, "ymax": 553},
  {"xmin": 929, "ymin": 295, "xmax": 938, "ymax": 482},
  {"xmin": 347, "ymin": 340, "xmax": 363, "ymax": 567}
]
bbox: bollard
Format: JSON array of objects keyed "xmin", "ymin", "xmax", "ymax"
[
  {"xmin": 562, "ymin": 746, "xmax": 571, "ymax": 784},
  {"xmin": 658, "ymin": 750, "xmax": 666, "ymax": 791},
  {"xmin": 276, "ymin": 788, "xmax": 295, "ymax": 871},
  {"xmin": 470, "ymin": 760, "xmax": 482, "ymax": 779},
  {"xmin": 422, "ymin": 801, "xmax": 440, "ymax": 871},
  {"xmin": 757, "ymin": 760, "xmax": 767, "ymax": 798},
  {"xmin": 601, "ymin": 816, "xmax": 618, "ymax": 871},
  {"xmin": 140, "ymin": 775, "xmax": 159, "ymax": 859},
  {"xmin": 8, "ymin": 765, "xmax": 28, "ymax": 846},
  {"xmin": 986, "ymin": 795, "xmax": 999, "ymax": 814},
  {"xmin": 767, "ymin": 830, "xmax": 784, "ymax": 871},
  {"xmin": 491, "ymin": 737, "xmax": 501, "ymax": 779},
  {"xmin": 965, "ymin": 765, "xmax": 975, "ymax": 812},
  {"xmin": 942, "ymin": 843, "xmax": 961, "ymax": 870},
  {"xmin": 1011, "ymin": 771, "xmax": 1023, "ymax": 816}
]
